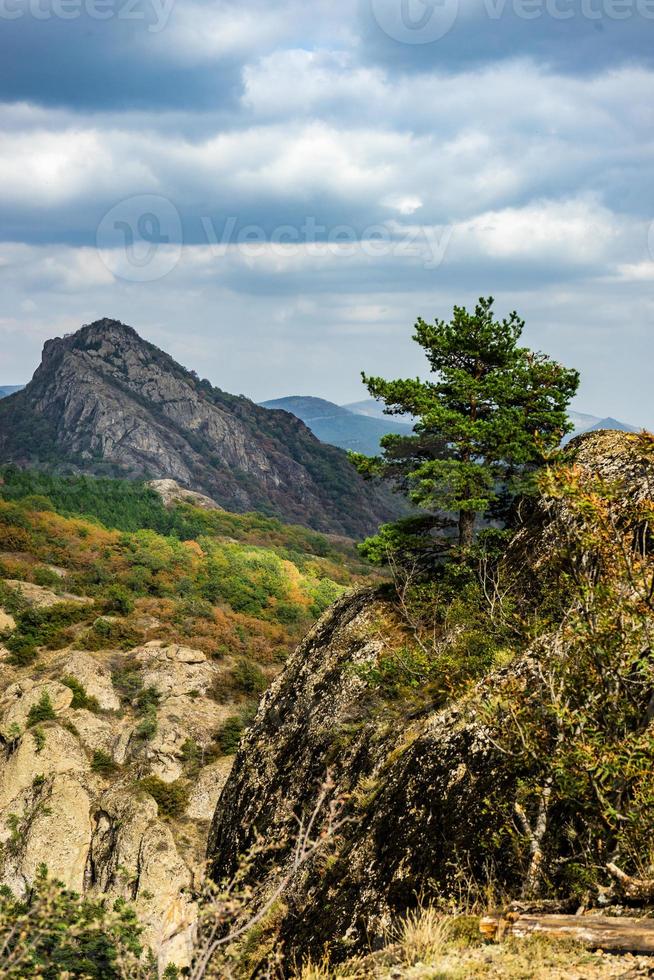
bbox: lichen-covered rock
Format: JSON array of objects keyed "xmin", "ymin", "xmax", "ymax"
[
  {"xmin": 148, "ymin": 478, "xmax": 224, "ymax": 512},
  {"xmin": 58, "ymin": 650, "xmax": 121, "ymax": 711},
  {"xmin": 0, "ymin": 609, "xmax": 15, "ymax": 633},
  {"xmin": 0, "ymin": 679, "xmax": 74, "ymax": 735},
  {"xmin": 0, "ymin": 724, "xmax": 88, "ymax": 812},
  {"xmin": 86, "ymin": 786, "xmax": 196, "ymax": 970},
  {"xmin": 134, "ymin": 641, "xmax": 215, "ymax": 698},
  {"xmin": 187, "ymin": 758, "xmax": 234, "ymax": 821},
  {"xmin": 0, "ymin": 720, "xmax": 198, "ymax": 971},
  {"xmin": 66, "ymin": 708, "xmax": 124, "ymax": 757}
]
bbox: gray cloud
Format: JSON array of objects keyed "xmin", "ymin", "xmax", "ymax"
[{"xmin": 0, "ymin": 0, "xmax": 652, "ymax": 432}]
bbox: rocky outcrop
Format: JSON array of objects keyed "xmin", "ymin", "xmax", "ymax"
[
  {"xmin": 207, "ymin": 431, "xmax": 654, "ymax": 962},
  {"xmin": 0, "ymin": 319, "xmax": 402, "ymax": 537},
  {"xmin": 148, "ymin": 479, "xmax": 224, "ymax": 512},
  {"xmin": 0, "ymin": 638, "xmax": 237, "ymax": 971},
  {"xmin": 2, "ymin": 580, "xmax": 91, "ymax": 609},
  {"xmin": 59, "ymin": 650, "xmax": 121, "ymax": 711}
]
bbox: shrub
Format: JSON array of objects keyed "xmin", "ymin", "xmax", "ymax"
[
  {"xmin": 31, "ymin": 728, "xmax": 46, "ymax": 753},
  {"xmin": 134, "ymin": 712, "xmax": 158, "ymax": 742},
  {"xmin": 91, "ymin": 750, "xmax": 119, "ymax": 776},
  {"xmin": 18, "ymin": 494, "xmax": 55, "ymax": 513},
  {"xmin": 0, "ymin": 865, "xmax": 145, "ymax": 978},
  {"xmin": 111, "ymin": 666, "xmax": 143, "ymax": 704},
  {"xmin": 6, "ymin": 603, "xmax": 92, "ymax": 666},
  {"xmin": 231, "ymin": 659, "xmax": 267, "ymax": 696},
  {"xmin": 61, "ymin": 677, "xmax": 100, "ymax": 713},
  {"xmin": 135, "ymin": 687, "xmax": 161, "ymax": 715},
  {"xmin": 214, "ymin": 715, "xmax": 246, "ymax": 755},
  {"xmin": 139, "ymin": 777, "xmax": 189, "ymax": 819},
  {"xmin": 27, "ymin": 693, "xmax": 57, "ymax": 727},
  {"xmin": 82, "ymin": 618, "xmax": 141, "ymax": 652},
  {"xmin": 102, "ymin": 585, "xmax": 135, "ymax": 617},
  {"xmin": 33, "ymin": 566, "xmax": 61, "ymax": 588},
  {"xmin": 6, "ymin": 637, "xmax": 38, "ymax": 667}
]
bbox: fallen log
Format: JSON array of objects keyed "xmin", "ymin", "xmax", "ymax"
[{"xmin": 480, "ymin": 913, "xmax": 654, "ymax": 955}]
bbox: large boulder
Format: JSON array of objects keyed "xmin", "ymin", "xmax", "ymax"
[
  {"xmin": 207, "ymin": 431, "xmax": 654, "ymax": 962},
  {"xmin": 58, "ymin": 650, "xmax": 121, "ymax": 711},
  {"xmin": 133, "ymin": 641, "xmax": 215, "ymax": 698}
]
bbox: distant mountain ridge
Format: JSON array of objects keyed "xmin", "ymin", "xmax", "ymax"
[
  {"xmin": 260, "ymin": 395, "xmax": 413, "ymax": 456},
  {"xmin": 345, "ymin": 398, "xmax": 639, "ymax": 444},
  {"xmin": 0, "ymin": 320, "xmax": 403, "ymax": 537},
  {"xmin": 0, "ymin": 385, "xmax": 24, "ymax": 399}
]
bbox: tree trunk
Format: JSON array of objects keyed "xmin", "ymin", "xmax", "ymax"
[{"xmin": 458, "ymin": 509, "xmax": 475, "ymax": 549}]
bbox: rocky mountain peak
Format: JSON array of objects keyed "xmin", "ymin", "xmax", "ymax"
[{"xmin": 0, "ymin": 319, "xmax": 403, "ymax": 537}]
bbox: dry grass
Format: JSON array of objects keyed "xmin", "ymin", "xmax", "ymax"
[{"xmin": 291, "ymin": 908, "xmax": 654, "ymax": 979}]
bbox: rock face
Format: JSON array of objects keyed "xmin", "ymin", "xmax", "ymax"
[
  {"xmin": 207, "ymin": 431, "xmax": 654, "ymax": 962},
  {"xmin": 0, "ymin": 319, "xmax": 401, "ymax": 537},
  {"xmin": 0, "ymin": 639, "xmax": 238, "ymax": 971},
  {"xmin": 147, "ymin": 479, "xmax": 224, "ymax": 512}
]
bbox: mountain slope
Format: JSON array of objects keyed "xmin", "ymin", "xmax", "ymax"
[
  {"xmin": 0, "ymin": 386, "xmax": 23, "ymax": 399},
  {"xmin": 260, "ymin": 395, "xmax": 413, "ymax": 456},
  {"xmin": 0, "ymin": 476, "xmax": 378, "ymax": 970},
  {"xmin": 0, "ymin": 320, "xmax": 402, "ymax": 538}
]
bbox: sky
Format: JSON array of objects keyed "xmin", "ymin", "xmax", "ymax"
[{"xmin": 0, "ymin": 0, "xmax": 653, "ymax": 425}]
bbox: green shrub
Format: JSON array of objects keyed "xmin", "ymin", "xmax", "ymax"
[
  {"xmin": 91, "ymin": 750, "xmax": 119, "ymax": 776},
  {"xmin": 6, "ymin": 637, "xmax": 39, "ymax": 667},
  {"xmin": 102, "ymin": 585, "xmax": 134, "ymax": 617},
  {"xmin": 139, "ymin": 777, "xmax": 189, "ymax": 819},
  {"xmin": 135, "ymin": 687, "xmax": 161, "ymax": 715},
  {"xmin": 82, "ymin": 618, "xmax": 141, "ymax": 652},
  {"xmin": 61, "ymin": 677, "xmax": 100, "ymax": 713},
  {"xmin": 0, "ymin": 582, "xmax": 27, "ymax": 617},
  {"xmin": 0, "ymin": 865, "xmax": 145, "ymax": 978},
  {"xmin": 111, "ymin": 666, "xmax": 143, "ymax": 704},
  {"xmin": 230, "ymin": 659, "xmax": 267, "ymax": 696},
  {"xmin": 18, "ymin": 494, "xmax": 55, "ymax": 512},
  {"xmin": 33, "ymin": 566, "xmax": 61, "ymax": 588},
  {"xmin": 6, "ymin": 603, "xmax": 92, "ymax": 666},
  {"xmin": 214, "ymin": 715, "xmax": 246, "ymax": 754},
  {"xmin": 31, "ymin": 728, "xmax": 46, "ymax": 753},
  {"xmin": 27, "ymin": 693, "xmax": 57, "ymax": 727},
  {"xmin": 134, "ymin": 714, "xmax": 158, "ymax": 742}
]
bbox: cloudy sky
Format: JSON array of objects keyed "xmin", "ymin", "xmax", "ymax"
[{"xmin": 1, "ymin": 0, "xmax": 653, "ymax": 424}]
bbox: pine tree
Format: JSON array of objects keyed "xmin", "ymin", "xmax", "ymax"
[{"xmin": 351, "ymin": 297, "xmax": 579, "ymax": 557}]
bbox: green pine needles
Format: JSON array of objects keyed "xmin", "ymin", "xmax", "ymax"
[{"xmin": 351, "ymin": 297, "xmax": 579, "ymax": 562}]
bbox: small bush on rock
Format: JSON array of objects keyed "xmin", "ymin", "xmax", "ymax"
[{"xmin": 139, "ymin": 777, "xmax": 189, "ymax": 819}]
